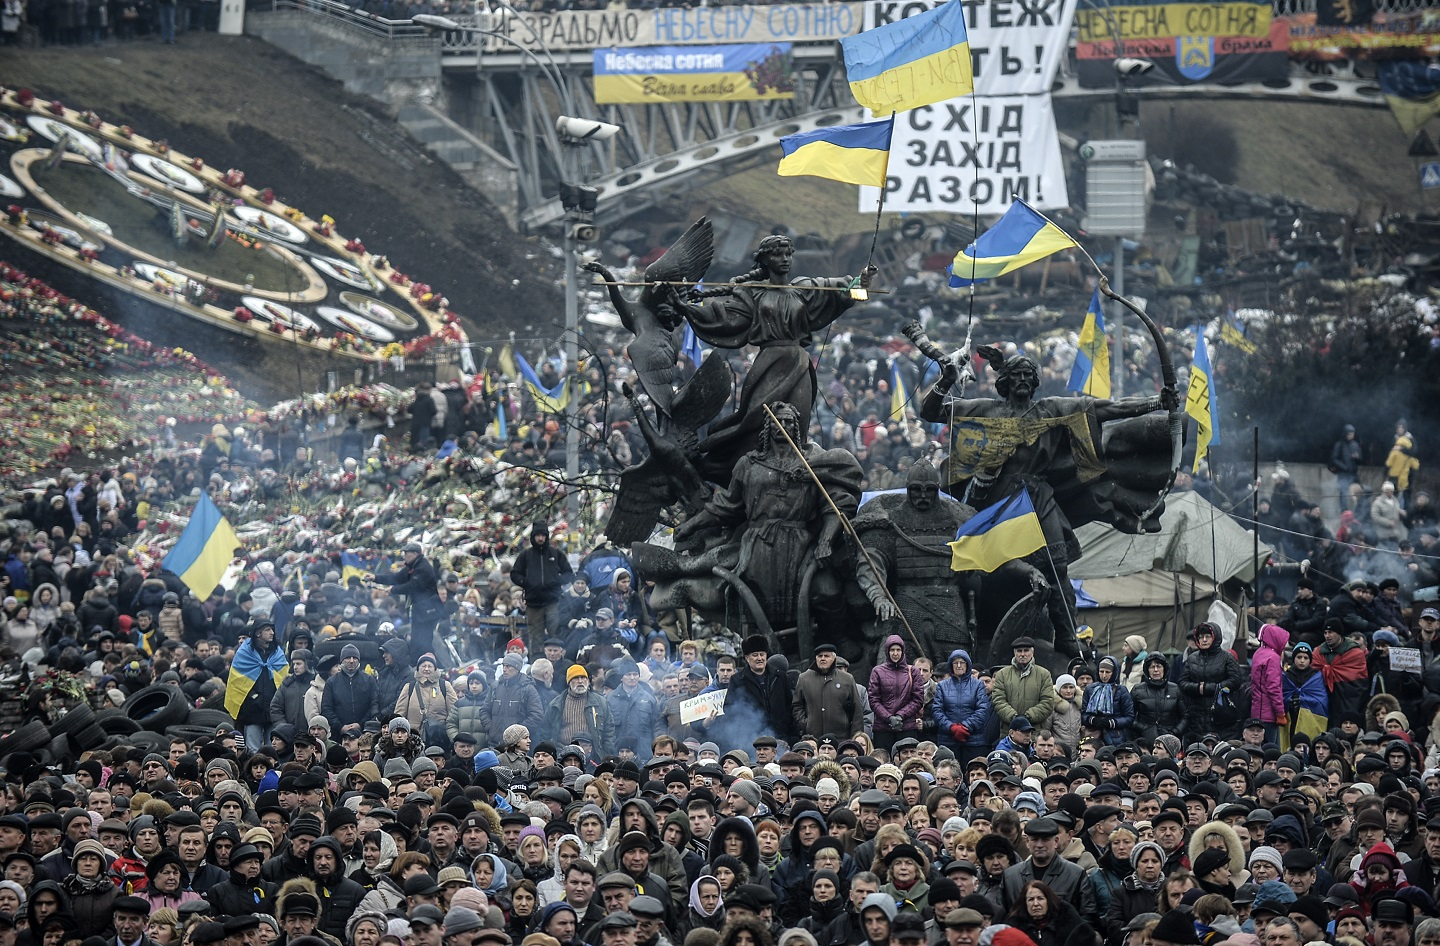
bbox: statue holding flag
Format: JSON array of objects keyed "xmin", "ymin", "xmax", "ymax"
[{"xmin": 920, "ymin": 345, "xmax": 1178, "ymax": 658}]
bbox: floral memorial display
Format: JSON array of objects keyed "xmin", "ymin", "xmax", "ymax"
[{"xmin": 0, "ymin": 87, "xmax": 468, "ymax": 377}]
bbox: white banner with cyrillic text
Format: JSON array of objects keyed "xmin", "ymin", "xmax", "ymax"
[
  {"xmin": 857, "ymin": 0, "xmax": 1074, "ymax": 213},
  {"xmin": 859, "ymin": 94, "xmax": 1067, "ymax": 214}
]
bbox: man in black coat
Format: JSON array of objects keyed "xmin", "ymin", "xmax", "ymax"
[
  {"xmin": 1283, "ymin": 579, "xmax": 1329, "ymax": 648},
  {"xmin": 409, "ymin": 383, "xmax": 438, "ymax": 452},
  {"xmin": 373, "ymin": 542, "xmax": 443, "ymax": 656},
  {"xmin": 307, "ymin": 836, "xmax": 364, "ymax": 941},
  {"xmin": 510, "ymin": 522, "xmax": 573, "ymax": 638},
  {"xmin": 206, "ymin": 843, "xmax": 277, "ymax": 916},
  {"xmin": 713, "ymin": 635, "xmax": 793, "ymax": 751},
  {"xmin": 320, "ymin": 644, "xmax": 377, "ymax": 731},
  {"xmin": 1329, "ymin": 581, "xmax": 1385, "ymax": 638}
]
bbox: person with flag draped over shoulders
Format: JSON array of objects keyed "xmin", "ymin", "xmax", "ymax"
[
  {"xmin": 225, "ymin": 617, "xmax": 288, "ymax": 754},
  {"xmin": 918, "ymin": 346, "xmax": 1176, "ymax": 657}
]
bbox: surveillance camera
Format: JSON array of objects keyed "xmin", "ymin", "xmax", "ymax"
[
  {"xmin": 1114, "ymin": 58, "xmax": 1154, "ymax": 78},
  {"xmin": 556, "ymin": 116, "xmax": 622, "ymax": 142}
]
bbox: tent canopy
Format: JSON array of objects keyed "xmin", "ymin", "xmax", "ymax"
[
  {"xmin": 1068, "ymin": 490, "xmax": 1270, "ymax": 656},
  {"xmin": 1070, "ymin": 490, "xmax": 1272, "ymax": 585}
]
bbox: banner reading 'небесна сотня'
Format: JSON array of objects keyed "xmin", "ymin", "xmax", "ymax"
[{"xmin": 592, "ymin": 44, "xmax": 795, "ymax": 102}]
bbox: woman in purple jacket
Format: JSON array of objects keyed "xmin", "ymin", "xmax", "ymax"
[
  {"xmin": 932, "ymin": 649, "xmax": 993, "ymax": 764},
  {"xmin": 869, "ymin": 634, "xmax": 927, "ymax": 751}
]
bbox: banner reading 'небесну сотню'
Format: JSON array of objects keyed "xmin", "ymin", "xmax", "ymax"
[{"xmin": 592, "ymin": 44, "xmax": 795, "ymax": 102}]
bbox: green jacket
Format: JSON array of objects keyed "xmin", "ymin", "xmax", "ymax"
[{"xmin": 990, "ymin": 661, "xmax": 1057, "ymax": 730}]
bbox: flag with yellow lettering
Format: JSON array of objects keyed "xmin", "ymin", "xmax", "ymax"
[
  {"xmin": 840, "ymin": 0, "xmax": 972, "ymax": 116},
  {"xmin": 1185, "ymin": 331, "xmax": 1220, "ymax": 472}
]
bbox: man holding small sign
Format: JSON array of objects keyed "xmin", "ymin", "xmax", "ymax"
[{"xmin": 1369, "ymin": 629, "xmax": 1424, "ymax": 705}]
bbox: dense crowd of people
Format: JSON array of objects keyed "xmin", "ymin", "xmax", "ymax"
[
  {"xmin": 6, "ymin": 472, "xmax": 1440, "ymax": 946},
  {"xmin": 7, "ymin": 248, "xmax": 1440, "ymax": 946}
]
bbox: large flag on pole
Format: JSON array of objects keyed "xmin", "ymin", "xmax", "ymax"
[
  {"xmin": 948, "ymin": 201, "xmax": 1078, "ymax": 287},
  {"xmin": 840, "ymin": 0, "xmax": 973, "ymax": 115},
  {"xmin": 1186, "ymin": 331, "xmax": 1220, "ymax": 472},
  {"xmin": 161, "ymin": 493, "xmax": 240, "ymax": 598},
  {"xmin": 948, "ymin": 488, "xmax": 1047, "ymax": 573},
  {"xmin": 1067, "ymin": 288, "xmax": 1111, "ymax": 398},
  {"xmin": 778, "ymin": 118, "xmax": 895, "ymax": 187}
]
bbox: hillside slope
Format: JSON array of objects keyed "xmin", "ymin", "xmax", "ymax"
[{"xmin": 1, "ymin": 35, "xmax": 563, "ymax": 362}]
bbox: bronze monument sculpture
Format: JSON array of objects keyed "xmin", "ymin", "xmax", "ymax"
[{"xmin": 592, "ymin": 220, "xmax": 1181, "ymax": 670}]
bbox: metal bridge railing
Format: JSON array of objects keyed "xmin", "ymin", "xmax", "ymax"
[{"xmin": 268, "ymin": 0, "xmax": 436, "ymax": 41}]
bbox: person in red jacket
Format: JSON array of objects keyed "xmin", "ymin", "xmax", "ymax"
[{"xmin": 869, "ymin": 634, "xmax": 926, "ymax": 752}]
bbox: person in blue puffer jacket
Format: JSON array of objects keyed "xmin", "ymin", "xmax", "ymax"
[{"xmin": 932, "ymin": 649, "xmax": 993, "ymax": 764}]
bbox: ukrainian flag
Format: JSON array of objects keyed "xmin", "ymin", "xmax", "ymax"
[
  {"xmin": 680, "ymin": 322, "xmax": 706, "ymax": 368},
  {"xmin": 948, "ymin": 201, "xmax": 1078, "ymax": 288},
  {"xmin": 1185, "ymin": 330, "xmax": 1220, "ymax": 472},
  {"xmin": 490, "ymin": 393, "xmax": 508, "ymax": 442},
  {"xmin": 841, "ymin": 0, "xmax": 972, "ymax": 116},
  {"xmin": 340, "ymin": 552, "xmax": 374, "ymax": 586},
  {"xmin": 949, "ymin": 488, "xmax": 1047, "ymax": 573},
  {"xmin": 162, "ymin": 493, "xmax": 240, "ymax": 598},
  {"xmin": 506, "ymin": 348, "xmax": 570, "ymax": 415},
  {"xmin": 1220, "ymin": 309, "xmax": 1257, "ymax": 354},
  {"xmin": 1067, "ymin": 288, "xmax": 1111, "ymax": 398},
  {"xmin": 889, "ymin": 357, "xmax": 911, "ymax": 420},
  {"xmin": 778, "ymin": 118, "xmax": 894, "ymax": 188},
  {"xmin": 225, "ymin": 635, "xmax": 289, "ymax": 718}
]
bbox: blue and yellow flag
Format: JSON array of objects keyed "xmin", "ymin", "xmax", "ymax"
[
  {"xmin": 162, "ymin": 493, "xmax": 240, "ymax": 598},
  {"xmin": 1186, "ymin": 331, "xmax": 1220, "ymax": 472},
  {"xmin": 1068, "ymin": 288, "xmax": 1111, "ymax": 398},
  {"xmin": 224, "ymin": 637, "xmax": 289, "ymax": 718},
  {"xmin": 340, "ymin": 552, "xmax": 375, "ymax": 586},
  {"xmin": 949, "ymin": 488, "xmax": 1047, "ymax": 573},
  {"xmin": 778, "ymin": 118, "xmax": 894, "ymax": 187},
  {"xmin": 948, "ymin": 201, "xmax": 1078, "ymax": 287},
  {"xmin": 1220, "ymin": 309, "xmax": 1257, "ymax": 354},
  {"xmin": 680, "ymin": 322, "xmax": 706, "ymax": 368},
  {"xmin": 889, "ymin": 357, "xmax": 911, "ymax": 420},
  {"xmin": 841, "ymin": 0, "xmax": 972, "ymax": 116},
  {"xmin": 504, "ymin": 347, "xmax": 570, "ymax": 415}
]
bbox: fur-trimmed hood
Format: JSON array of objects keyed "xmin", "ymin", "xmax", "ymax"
[
  {"xmin": 469, "ymin": 800, "xmax": 502, "ymax": 840},
  {"xmin": 276, "ymin": 876, "xmax": 319, "ymax": 918},
  {"xmin": 808, "ymin": 759, "xmax": 850, "ymax": 800},
  {"xmin": 1369, "ymin": 693, "xmax": 1402, "ymax": 730},
  {"xmin": 1187, "ymin": 819, "xmax": 1245, "ymax": 874}
]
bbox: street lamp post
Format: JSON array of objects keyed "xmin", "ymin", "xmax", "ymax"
[{"xmin": 412, "ymin": 15, "xmax": 620, "ymax": 525}]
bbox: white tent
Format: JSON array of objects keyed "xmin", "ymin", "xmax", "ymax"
[{"xmin": 1069, "ymin": 490, "xmax": 1271, "ymax": 656}]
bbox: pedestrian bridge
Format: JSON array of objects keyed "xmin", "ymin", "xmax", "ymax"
[{"xmin": 254, "ymin": 0, "xmax": 1403, "ymax": 232}]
